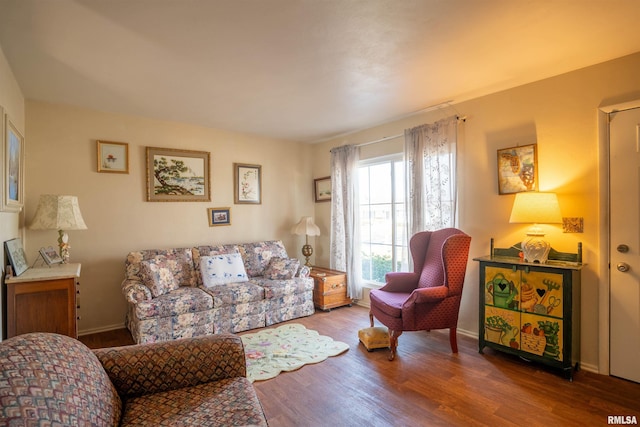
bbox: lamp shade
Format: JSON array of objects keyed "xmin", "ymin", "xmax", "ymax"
[
  {"xmin": 291, "ymin": 216, "xmax": 320, "ymax": 236},
  {"xmin": 29, "ymin": 195, "xmax": 88, "ymax": 230},
  {"xmin": 509, "ymin": 192, "xmax": 562, "ymax": 224}
]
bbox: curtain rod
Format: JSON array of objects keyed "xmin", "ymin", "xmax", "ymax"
[{"xmin": 355, "ymin": 115, "xmax": 467, "ymax": 148}]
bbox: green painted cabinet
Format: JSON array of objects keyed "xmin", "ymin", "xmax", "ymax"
[{"xmin": 475, "ymin": 254, "xmax": 582, "ymax": 380}]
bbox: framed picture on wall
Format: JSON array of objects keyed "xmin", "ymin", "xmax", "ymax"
[
  {"xmin": 208, "ymin": 207, "xmax": 231, "ymax": 226},
  {"xmin": 97, "ymin": 140, "xmax": 129, "ymax": 173},
  {"xmin": 2, "ymin": 113, "xmax": 25, "ymax": 212},
  {"xmin": 146, "ymin": 147, "xmax": 211, "ymax": 202},
  {"xmin": 234, "ymin": 163, "xmax": 261, "ymax": 204},
  {"xmin": 497, "ymin": 144, "xmax": 538, "ymax": 195},
  {"xmin": 314, "ymin": 176, "xmax": 331, "ymax": 202}
]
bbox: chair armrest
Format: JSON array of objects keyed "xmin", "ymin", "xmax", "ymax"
[
  {"xmin": 93, "ymin": 334, "xmax": 246, "ymax": 398},
  {"xmin": 382, "ymin": 272, "xmax": 419, "ymax": 293},
  {"xmin": 121, "ymin": 279, "xmax": 152, "ymax": 304},
  {"xmin": 405, "ymin": 285, "xmax": 448, "ymax": 305}
]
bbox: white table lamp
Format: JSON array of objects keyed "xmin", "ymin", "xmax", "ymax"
[
  {"xmin": 29, "ymin": 195, "xmax": 88, "ymax": 263},
  {"xmin": 509, "ymin": 192, "xmax": 562, "ymax": 263}
]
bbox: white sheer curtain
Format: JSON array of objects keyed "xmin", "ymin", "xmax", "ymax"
[
  {"xmin": 405, "ymin": 115, "xmax": 458, "ymax": 237},
  {"xmin": 330, "ymin": 144, "xmax": 362, "ymax": 299}
]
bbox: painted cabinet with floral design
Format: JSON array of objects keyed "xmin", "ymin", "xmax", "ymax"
[{"xmin": 474, "ymin": 254, "xmax": 582, "ymax": 380}]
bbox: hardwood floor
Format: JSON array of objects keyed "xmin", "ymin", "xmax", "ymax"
[{"xmin": 80, "ymin": 305, "xmax": 640, "ymax": 426}]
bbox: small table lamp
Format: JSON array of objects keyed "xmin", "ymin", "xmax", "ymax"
[
  {"xmin": 509, "ymin": 192, "xmax": 562, "ymax": 264},
  {"xmin": 29, "ymin": 195, "xmax": 88, "ymax": 263},
  {"xmin": 291, "ymin": 216, "xmax": 320, "ymax": 267}
]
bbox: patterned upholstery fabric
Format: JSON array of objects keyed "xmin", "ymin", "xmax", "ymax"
[
  {"xmin": 97, "ymin": 334, "xmax": 267, "ymax": 426},
  {"xmin": 369, "ymin": 228, "xmax": 471, "ymax": 360},
  {"xmin": 122, "ymin": 240, "xmax": 314, "ymax": 344},
  {"xmin": 139, "ymin": 258, "xmax": 181, "ymax": 297},
  {"xmin": 0, "ymin": 333, "xmax": 122, "ymax": 426},
  {"xmin": 263, "ymin": 256, "xmax": 300, "ymax": 280},
  {"xmin": 0, "ymin": 333, "xmax": 268, "ymax": 426},
  {"xmin": 238, "ymin": 240, "xmax": 289, "ymax": 277}
]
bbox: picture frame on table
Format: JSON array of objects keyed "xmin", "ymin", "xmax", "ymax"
[
  {"xmin": 146, "ymin": 147, "xmax": 211, "ymax": 202},
  {"xmin": 497, "ymin": 143, "xmax": 538, "ymax": 195},
  {"xmin": 314, "ymin": 176, "xmax": 331, "ymax": 202},
  {"xmin": 97, "ymin": 140, "xmax": 129, "ymax": 173},
  {"xmin": 234, "ymin": 163, "xmax": 261, "ymax": 204},
  {"xmin": 208, "ymin": 207, "xmax": 231, "ymax": 226},
  {"xmin": 40, "ymin": 246, "xmax": 63, "ymax": 265},
  {"xmin": 2, "ymin": 113, "xmax": 24, "ymax": 212},
  {"xmin": 5, "ymin": 238, "xmax": 28, "ymax": 276}
]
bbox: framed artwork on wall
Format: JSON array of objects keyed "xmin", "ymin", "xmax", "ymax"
[
  {"xmin": 208, "ymin": 207, "xmax": 231, "ymax": 226},
  {"xmin": 234, "ymin": 163, "xmax": 261, "ymax": 204},
  {"xmin": 97, "ymin": 140, "xmax": 129, "ymax": 173},
  {"xmin": 314, "ymin": 176, "xmax": 331, "ymax": 202},
  {"xmin": 146, "ymin": 147, "xmax": 211, "ymax": 202},
  {"xmin": 497, "ymin": 143, "xmax": 538, "ymax": 195},
  {"xmin": 2, "ymin": 113, "xmax": 24, "ymax": 212}
]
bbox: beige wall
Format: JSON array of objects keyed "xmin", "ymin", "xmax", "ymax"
[
  {"xmin": 0, "ymin": 44, "xmax": 25, "ymax": 340},
  {"xmin": 311, "ymin": 52, "xmax": 640, "ymax": 372},
  {"xmin": 24, "ymin": 102, "xmax": 315, "ymax": 334}
]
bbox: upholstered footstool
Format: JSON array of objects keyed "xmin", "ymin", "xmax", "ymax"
[{"xmin": 358, "ymin": 326, "xmax": 390, "ymax": 351}]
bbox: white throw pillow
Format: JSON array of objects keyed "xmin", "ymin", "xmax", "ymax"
[{"xmin": 200, "ymin": 253, "xmax": 249, "ymax": 287}]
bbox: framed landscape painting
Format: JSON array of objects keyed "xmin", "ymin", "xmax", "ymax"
[
  {"xmin": 314, "ymin": 176, "xmax": 331, "ymax": 202},
  {"xmin": 146, "ymin": 147, "xmax": 210, "ymax": 202}
]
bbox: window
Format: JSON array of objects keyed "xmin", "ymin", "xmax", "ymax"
[{"xmin": 359, "ymin": 155, "xmax": 409, "ymax": 283}]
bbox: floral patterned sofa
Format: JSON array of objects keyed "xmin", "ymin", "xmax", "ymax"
[
  {"xmin": 122, "ymin": 240, "xmax": 315, "ymax": 344},
  {"xmin": 0, "ymin": 332, "xmax": 267, "ymax": 426}
]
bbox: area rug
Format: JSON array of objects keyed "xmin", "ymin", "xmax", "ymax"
[{"xmin": 241, "ymin": 323, "xmax": 349, "ymax": 382}]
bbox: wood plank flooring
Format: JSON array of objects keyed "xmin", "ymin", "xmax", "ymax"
[{"xmin": 80, "ymin": 305, "xmax": 640, "ymax": 427}]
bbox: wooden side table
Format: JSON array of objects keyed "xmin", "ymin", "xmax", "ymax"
[
  {"xmin": 5, "ymin": 263, "xmax": 81, "ymax": 339},
  {"xmin": 309, "ymin": 266, "xmax": 352, "ymax": 311}
]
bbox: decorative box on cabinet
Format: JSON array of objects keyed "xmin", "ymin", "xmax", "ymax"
[
  {"xmin": 474, "ymin": 242, "xmax": 582, "ymax": 380},
  {"xmin": 309, "ymin": 266, "xmax": 352, "ymax": 311},
  {"xmin": 5, "ymin": 263, "xmax": 81, "ymax": 339}
]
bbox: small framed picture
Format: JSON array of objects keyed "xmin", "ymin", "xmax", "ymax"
[
  {"xmin": 2, "ymin": 114, "xmax": 25, "ymax": 212},
  {"xmin": 40, "ymin": 246, "xmax": 63, "ymax": 265},
  {"xmin": 97, "ymin": 140, "xmax": 129, "ymax": 173},
  {"xmin": 314, "ymin": 176, "xmax": 331, "ymax": 202},
  {"xmin": 497, "ymin": 144, "xmax": 538, "ymax": 195},
  {"xmin": 5, "ymin": 238, "xmax": 28, "ymax": 276},
  {"xmin": 208, "ymin": 207, "xmax": 231, "ymax": 226},
  {"xmin": 234, "ymin": 163, "xmax": 261, "ymax": 204}
]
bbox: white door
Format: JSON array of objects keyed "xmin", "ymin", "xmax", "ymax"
[{"xmin": 610, "ymin": 106, "xmax": 640, "ymax": 383}]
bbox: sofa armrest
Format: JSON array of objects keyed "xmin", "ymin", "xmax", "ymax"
[
  {"xmin": 121, "ymin": 278, "xmax": 152, "ymax": 304},
  {"xmin": 93, "ymin": 334, "xmax": 246, "ymax": 398}
]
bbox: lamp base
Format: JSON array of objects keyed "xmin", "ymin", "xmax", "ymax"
[
  {"xmin": 521, "ymin": 233, "xmax": 551, "ymax": 264},
  {"xmin": 301, "ymin": 244, "xmax": 313, "ymax": 267}
]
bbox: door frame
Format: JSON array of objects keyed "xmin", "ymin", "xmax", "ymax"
[{"xmin": 597, "ymin": 99, "xmax": 640, "ymax": 375}]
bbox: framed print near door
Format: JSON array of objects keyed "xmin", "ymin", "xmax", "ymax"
[
  {"xmin": 146, "ymin": 147, "xmax": 211, "ymax": 202},
  {"xmin": 234, "ymin": 163, "xmax": 261, "ymax": 204},
  {"xmin": 2, "ymin": 114, "xmax": 24, "ymax": 212},
  {"xmin": 497, "ymin": 143, "xmax": 538, "ymax": 195}
]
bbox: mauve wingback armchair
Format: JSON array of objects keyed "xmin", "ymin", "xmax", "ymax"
[{"xmin": 369, "ymin": 228, "xmax": 472, "ymax": 360}]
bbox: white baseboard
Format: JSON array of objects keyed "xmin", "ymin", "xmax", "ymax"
[{"xmin": 78, "ymin": 323, "xmax": 126, "ymax": 337}]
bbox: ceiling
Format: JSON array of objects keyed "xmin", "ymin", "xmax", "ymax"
[{"xmin": 1, "ymin": 0, "xmax": 640, "ymax": 143}]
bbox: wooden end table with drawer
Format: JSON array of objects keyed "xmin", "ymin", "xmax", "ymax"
[{"xmin": 309, "ymin": 266, "xmax": 352, "ymax": 311}]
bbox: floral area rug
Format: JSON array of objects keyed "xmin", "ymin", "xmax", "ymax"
[{"xmin": 241, "ymin": 323, "xmax": 349, "ymax": 382}]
